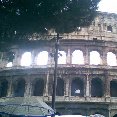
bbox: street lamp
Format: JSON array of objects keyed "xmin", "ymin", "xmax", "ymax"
[{"xmin": 52, "ymin": 33, "xmax": 59, "ymax": 111}]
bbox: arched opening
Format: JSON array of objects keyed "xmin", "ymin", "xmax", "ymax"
[
  {"xmin": 113, "ymin": 114, "xmax": 117, "ymax": 117},
  {"xmin": 72, "ymin": 50, "xmax": 84, "ymax": 64},
  {"xmin": 21, "ymin": 52, "xmax": 32, "ymax": 66},
  {"xmin": 90, "ymin": 51, "xmax": 101, "ymax": 65},
  {"xmin": 71, "ymin": 78, "xmax": 84, "ymax": 96},
  {"xmin": 13, "ymin": 79, "xmax": 25, "ymax": 97},
  {"xmin": 91, "ymin": 78, "xmax": 104, "ymax": 97},
  {"xmin": 37, "ymin": 51, "xmax": 48, "ymax": 65},
  {"xmin": 107, "ymin": 52, "xmax": 117, "ymax": 66},
  {"xmin": 0, "ymin": 79, "xmax": 8, "ymax": 97},
  {"xmin": 110, "ymin": 80, "xmax": 117, "ymax": 97},
  {"xmin": 58, "ymin": 51, "xmax": 66, "ymax": 64},
  {"xmin": 33, "ymin": 79, "xmax": 44, "ymax": 96},
  {"xmin": 56, "ymin": 78, "xmax": 64, "ymax": 96}
]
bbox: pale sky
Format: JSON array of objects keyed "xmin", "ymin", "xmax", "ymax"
[{"xmin": 98, "ymin": 0, "xmax": 117, "ymax": 13}]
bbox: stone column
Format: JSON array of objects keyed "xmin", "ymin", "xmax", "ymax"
[
  {"xmin": 66, "ymin": 48, "xmax": 71, "ymax": 64},
  {"xmin": 100, "ymin": 54, "xmax": 103, "ymax": 65},
  {"xmin": 105, "ymin": 71, "xmax": 110, "ymax": 97},
  {"xmin": 7, "ymin": 78, "xmax": 13, "ymax": 97},
  {"xmin": 48, "ymin": 48, "xmax": 55, "ymax": 66},
  {"xmin": 31, "ymin": 50, "xmax": 36, "ymax": 66},
  {"xmin": 48, "ymin": 48, "xmax": 53, "ymax": 65},
  {"xmin": 24, "ymin": 77, "xmax": 31, "ymax": 97},
  {"xmin": 0, "ymin": 52, "xmax": 4, "ymax": 68},
  {"xmin": 44, "ymin": 71, "xmax": 49, "ymax": 96},
  {"xmin": 13, "ymin": 50, "xmax": 22, "ymax": 67},
  {"xmin": 84, "ymin": 48, "xmax": 89, "ymax": 65},
  {"xmin": 86, "ymin": 74, "xmax": 90, "ymax": 97},
  {"xmin": 65, "ymin": 78, "xmax": 70, "ymax": 96},
  {"xmin": 102, "ymin": 51, "xmax": 107, "ymax": 66},
  {"xmin": 116, "ymin": 54, "xmax": 117, "ymax": 66}
]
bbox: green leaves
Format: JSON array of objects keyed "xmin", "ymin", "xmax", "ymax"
[{"xmin": 0, "ymin": 0, "xmax": 100, "ymax": 43}]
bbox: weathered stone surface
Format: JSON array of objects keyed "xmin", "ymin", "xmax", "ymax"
[{"xmin": 1, "ymin": 12, "xmax": 117, "ymax": 117}]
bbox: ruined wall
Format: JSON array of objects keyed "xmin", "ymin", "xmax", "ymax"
[
  {"xmin": 0, "ymin": 12, "xmax": 117, "ymax": 117},
  {"xmin": 28, "ymin": 12, "xmax": 117, "ymax": 42}
]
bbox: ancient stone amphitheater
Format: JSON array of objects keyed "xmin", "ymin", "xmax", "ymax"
[{"xmin": 0, "ymin": 12, "xmax": 117, "ymax": 117}]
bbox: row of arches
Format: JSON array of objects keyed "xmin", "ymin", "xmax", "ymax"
[
  {"xmin": 0, "ymin": 78, "xmax": 117, "ymax": 98},
  {"xmin": 0, "ymin": 79, "xmax": 44, "ymax": 97},
  {"xmin": 7, "ymin": 50, "xmax": 117, "ymax": 67}
]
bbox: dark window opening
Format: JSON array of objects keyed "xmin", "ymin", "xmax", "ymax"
[
  {"xmin": 110, "ymin": 81, "xmax": 117, "ymax": 97},
  {"xmin": 107, "ymin": 25, "xmax": 112, "ymax": 32},
  {"xmin": 73, "ymin": 113, "xmax": 82, "ymax": 115},
  {"xmin": 95, "ymin": 112, "xmax": 102, "ymax": 115},
  {"xmin": 91, "ymin": 78, "xmax": 103, "ymax": 97},
  {"xmin": 56, "ymin": 78, "xmax": 64, "ymax": 96},
  {"xmin": 0, "ymin": 80, "xmax": 8, "ymax": 97},
  {"xmin": 71, "ymin": 78, "xmax": 84, "ymax": 97},
  {"xmin": 33, "ymin": 79, "xmax": 44, "ymax": 96},
  {"xmin": 98, "ymin": 23, "xmax": 101, "ymax": 27},
  {"xmin": 113, "ymin": 114, "xmax": 117, "ymax": 117},
  {"xmin": 93, "ymin": 38, "xmax": 97, "ymax": 41},
  {"xmin": 14, "ymin": 79, "xmax": 25, "ymax": 97}
]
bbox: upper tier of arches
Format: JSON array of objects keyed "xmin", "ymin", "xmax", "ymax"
[{"xmin": 5, "ymin": 50, "xmax": 117, "ymax": 67}]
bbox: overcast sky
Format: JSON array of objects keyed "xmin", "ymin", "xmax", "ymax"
[{"xmin": 98, "ymin": 0, "xmax": 117, "ymax": 13}]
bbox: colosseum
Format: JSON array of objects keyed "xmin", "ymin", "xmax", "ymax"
[{"xmin": 0, "ymin": 12, "xmax": 117, "ymax": 117}]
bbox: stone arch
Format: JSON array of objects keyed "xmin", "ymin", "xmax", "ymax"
[
  {"xmin": 90, "ymin": 51, "xmax": 101, "ymax": 65},
  {"xmin": 107, "ymin": 25, "xmax": 112, "ymax": 32},
  {"xmin": 71, "ymin": 78, "xmax": 84, "ymax": 96},
  {"xmin": 36, "ymin": 51, "xmax": 48, "ymax": 65},
  {"xmin": 13, "ymin": 78, "xmax": 26, "ymax": 97},
  {"xmin": 0, "ymin": 79, "xmax": 8, "ymax": 97},
  {"xmin": 113, "ymin": 114, "xmax": 117, "ymax": 117},
  {"xmin": 72, "ymin": 50, "xmax": 84, "ymax": 64},
  {"xmin": 58, "ymin": 51, "xmax": 66, "ymax": 64},
  {"xmin": 91, "ymin": 78, "xmax": 104, "ymax": 97},
  {"xmin": 107, "ymin": 52, "xmax": 117, "ymax": 66},
  {"xmin": 56, "ymin": 78, "xmax": 64, "ymax": 96},
  {"xmin": 110, "ymin": 80, "xmax": 117, "ymax": 97},
  {"xmin": 32, "ymin": 78, "xmax": 44, "ymax": 96},
  {"xmin": 21, "ymin": 52, "xmax": 32, "ymax": 66}
]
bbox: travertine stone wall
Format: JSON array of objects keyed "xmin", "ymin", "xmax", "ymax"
[
  {"xmin": 27, "ymin": 12, "xmax": 117, "ymax": 43},
  {"xmin": 1, "ymin": 12, "xmax": 117, "ymax": 117}
]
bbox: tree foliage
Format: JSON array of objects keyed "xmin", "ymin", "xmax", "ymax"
[{"xmin": 0, "ymin": 0, "xmax": 100, "ymax": 43}]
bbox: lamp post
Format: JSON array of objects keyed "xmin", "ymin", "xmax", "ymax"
[{"xmin": 52, "ymin": 33, "xmax": 59, "ymax": 111}]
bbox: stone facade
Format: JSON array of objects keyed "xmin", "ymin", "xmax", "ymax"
[{"xmin": 1, "ymin": 12, "xmax": 117, "ymax": 117}]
